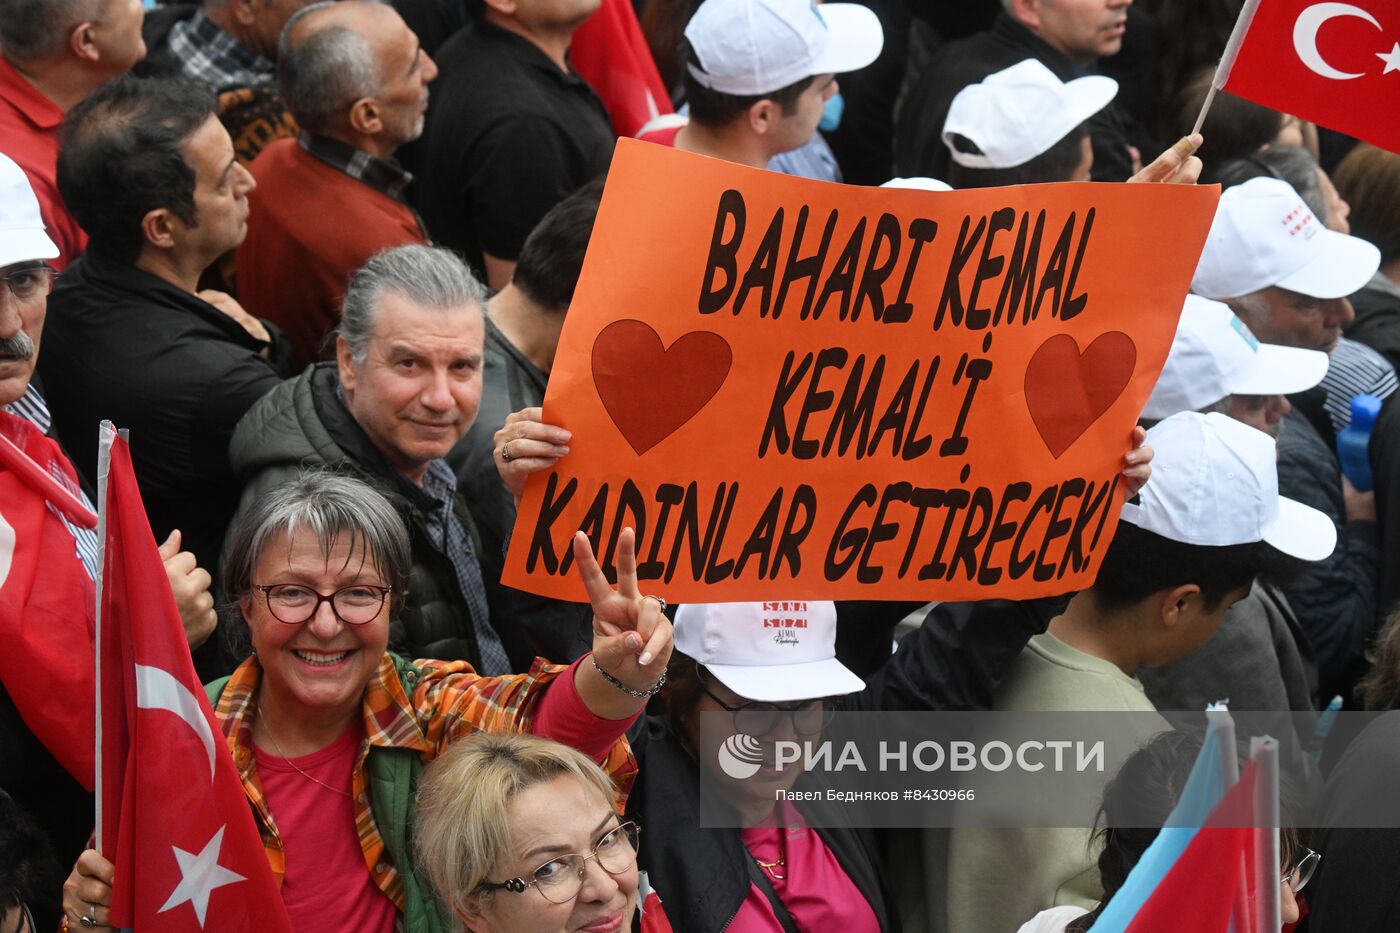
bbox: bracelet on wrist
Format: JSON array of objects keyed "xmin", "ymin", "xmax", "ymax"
[{"xmin": 591, "ymin": 655, "xmax": 667, "ymax": 698}]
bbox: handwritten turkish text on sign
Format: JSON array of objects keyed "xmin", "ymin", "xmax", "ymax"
[{"xmin": 504, "ymin": 140, "xmax": 1219, "ymax": 601}]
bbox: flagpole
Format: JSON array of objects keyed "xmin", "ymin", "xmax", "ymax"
[
  {"xmin": 1250, "ymin": 736, "xmax": 1281, "ymax": 933},
  {"xmin": 0, "ymin": 429, "xmax": 97, "ymax": 529},
  {"xmin": 1192, "ymin": 0, "xmax": 1264, "ymax": 135},
  {"xmin": 1207, "ymin": 703, "xmax": 1239, "ymax": 784},
  {"xmin": 94, "ymin": 421, "xmax": 114, "ymax": 853}
]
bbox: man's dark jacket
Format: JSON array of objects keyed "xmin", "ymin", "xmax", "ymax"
[
  {"xmin": 628, "ymin": 595, "xmax": 1067, "ymax": 932},
  {"xmin": 1276, "ymin": 396, "xmax": 1380, "ymax": 704},
  {"xmin": 1307, "ymin": 712, "xmax": 1400, "ymax": 929},
  {"xmin": 227, "ymin": 363, "xmax": 526, "ymax": 668},
  {"xmin": 38, "ymin": 249, "xmax": 293, "ymax": 577},
  {"xmin": 1366, "ymin": 388, "xmax": 1400, "ymax": 624},
  {"xmin": 894, "ymin": 12, "xmax": 1150, "ymax": 182}
]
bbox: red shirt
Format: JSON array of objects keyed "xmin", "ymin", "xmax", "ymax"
[
  {"xmin": 235, "ymin": 137, "xmax": 426, "ymax": 367},
  {"xmin": 0, "ymin": 56, "xmax": 87, "ymax": 270},
  {"xmin": 240, "ymin": 654, "xmax": 636, "ymax": 923},
  {"xmin": 254, "ymin": 725, "xmax": 399, "ymax": 933}
]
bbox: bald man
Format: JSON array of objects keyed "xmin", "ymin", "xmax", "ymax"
[{"xmin": 235, "ymin": 1, "xmax": 437, "ymax": 366}]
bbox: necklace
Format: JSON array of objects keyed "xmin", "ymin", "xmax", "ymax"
[
  {"xmin": 257, "ymin": 706, "xmax": 353, "ymax": 799},
  {"xmin": 755, "ymin": 856, "xmax": 786, "ymax": 881}
]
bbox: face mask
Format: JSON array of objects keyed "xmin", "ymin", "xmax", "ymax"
[{"xmin": 819, "ymin": 92, "xmax": 844, "ymax": 132}]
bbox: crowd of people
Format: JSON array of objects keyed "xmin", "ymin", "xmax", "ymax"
[{"xmin": 3, "ymin": 0, "xmax": 1400, "ymax": 930}]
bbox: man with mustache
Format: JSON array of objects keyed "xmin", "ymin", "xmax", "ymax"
[
  {"xmin": 228, "ymin": 244, "xmax": 521, "ymax": 675},
  {"xmin": 235, "ymin": 1, "xmax": 439, "ymax": 368},
  {"xmin": 0, "ymin": 151, "xmax": 224, "ymax": 929},
  {"xmin": 895, "ymin": 0, "xmax": 1149, "ymax": 183}
]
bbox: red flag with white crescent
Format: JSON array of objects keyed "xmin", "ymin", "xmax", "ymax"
[
  {"xmin": 1221, "ymin": 0, "xmax": 1400, "ymax": 154},
  {"xmin": 97, "ymin": 423, "xmax": 293, "ymax": 931}
]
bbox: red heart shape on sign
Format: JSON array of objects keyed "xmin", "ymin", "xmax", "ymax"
[
  {"xmin": 1024, "ymin": 331, "xmax": 1137, "ymax": 459},
  {"xmin": 592, "ymin": 320, "xmax": 733, "ymax": 456}
]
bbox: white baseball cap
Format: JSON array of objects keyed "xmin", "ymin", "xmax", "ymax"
[
  {"xmin": 674, "ymin": 600, "xmax": 864, "ymax": 702},
  {"xmin": 941, "ymin": 59, "xmax": 1117, "ymax": 169},
  {"xmin": 0, "ymin": 154, "xmax": 59, "ymax": 268},
  {"xmin": 1191, "ymin": 177, "xmax": 1381, "ymax": 300},
  {"xmin": 1122, "ymin": 412, "xmax": 1335, "ymax": 561},
  {"xmin": 881, "ymin": 176, "xmax": 953, "ymax": 192},
  {"xmin": 1141, "ymin": 296, "xmax": 1329, "ymax": 419},
  {"xmin": 684, "ymin": 0, "xmax": 884, "ymax": 96}
]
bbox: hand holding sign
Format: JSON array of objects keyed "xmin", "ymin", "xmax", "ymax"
[
  {"xmin": 505, "ymin": 141, "xmax": 1215, "ymax": 602},
  {"xmin": 495, "ymin": 407, "xmax": 572, "ymax": 501},
  {"xmin": 1122, "ymin": 426, "xmax": 1152, "ymax": 498}
]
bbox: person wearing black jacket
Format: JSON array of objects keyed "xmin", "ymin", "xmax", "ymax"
[
  {"xmin": 39, "ymin": 76, "xmax": 295, "ymax": 587},
  {"xmin": 894, "ymin": 3, "xmax": 1151, "ymax": 183},
  {"xmin": 1305, "ymin": 711, "xmax": 1400, "ymax": 930}
]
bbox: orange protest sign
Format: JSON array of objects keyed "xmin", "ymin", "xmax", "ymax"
[{"xmin": 503, "ymin": 140, "xmax": 1219, "ymax": 602}]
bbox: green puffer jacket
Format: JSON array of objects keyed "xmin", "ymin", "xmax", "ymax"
[
  {"xmin": 205, "ymin": 655, "xmax": 452, "ymax": 933},
  {"xmin": 226, "ymin": 363, "xmax": 486, "ymax": 664}
]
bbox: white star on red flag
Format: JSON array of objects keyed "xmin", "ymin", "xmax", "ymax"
[
  {"xmin": 1379, "ymin": 42, "xmax": 1400, "ymax": 74},
  {"xmin": 157, "ymin": 825, "xmax": 246, "ymax": 927}
]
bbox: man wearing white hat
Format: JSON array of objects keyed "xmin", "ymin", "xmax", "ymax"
[
  {"xmin": 1193, "ymin": 176, "xmax": 1385, "ymax": 705},
  {"xmin": 1137, "ymin": 296, "xmax": 1327, "ymax": 767},
  {"xmin": 1193, "ymin": 177, "xmax": 1381, "ymax": 357},
  {"xmin": 1141, "ymin": 295, "xmax": 1329, "ymax": 439},
  {"xmin": 637, "ymin": 0, "xmax": 884, "ymax": 170},
  {"xmin": 941, "ymin": 58, "xmax": 1115, "ymax": 189},
  {"xmin": 924, "ymin": 411, "xmax": 1330, "ymax": 933}
]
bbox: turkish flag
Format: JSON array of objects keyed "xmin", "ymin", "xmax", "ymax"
[
  {"xmin": 0, "ymin": 411, "xmax": 96, "ymax": 787},
  {"xmin": 97, "ymin": 424, "xmax": 293, "ymax": 931},
  {"xmin": 1223, "ymin": 0, "xmax": 1400, "ymax": 154},
  {"xmin": 570, "ymin": 0, "xmax": 673, "ymax": 137}
]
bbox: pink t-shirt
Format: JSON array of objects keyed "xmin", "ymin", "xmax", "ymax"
[
  {"xmin": 255, "ymin": 725, "xmax": 398, "ymax": 933},
  {"xmin": 728, "ymin": 801, "xmax": 882, "ymax": 932}
]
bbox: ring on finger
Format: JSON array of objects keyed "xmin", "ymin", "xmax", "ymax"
[
  {"xmin": 642, "ymin": 595, "xmax": 667, "ymax": 613},
  {"xmin": 80, "ymin": 910, "xmax": 96, "ymax": 928},
  {"xmin": 501, "ymin": 441, "xmax": 514, "ymax": 463}
]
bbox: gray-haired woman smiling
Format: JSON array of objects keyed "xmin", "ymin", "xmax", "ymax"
[{"xmin": 62, "ymin": 471, "xmax": 670, "ymax": 932}]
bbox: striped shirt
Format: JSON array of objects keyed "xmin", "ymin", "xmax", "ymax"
[
  {"xmin": 1321, "ymin": 336, "xmax": 1398, "ymax": 432},
  {"xmin": 212, "ymin": 653, "xmax": 638, "ymax": 912},
  {"xmin": 3, "ymin": 385, "xmax": 98, "ymax": 579}
]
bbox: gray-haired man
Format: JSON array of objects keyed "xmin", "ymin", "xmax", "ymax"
[{"xmin": 228, "ymin": 244, "xmax": 522, "ymax": 674}]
